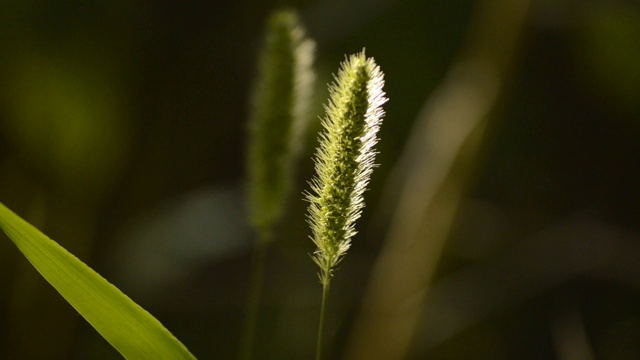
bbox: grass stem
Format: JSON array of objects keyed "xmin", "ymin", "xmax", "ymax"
[
  {"xmin": 240, "ymin": 241, "xmax": 268, "ymax": 360},
  {"xmin": 316, "ymin": 282, "xmax": 330, "ymax": 360}
]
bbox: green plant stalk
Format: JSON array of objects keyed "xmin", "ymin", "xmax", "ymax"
[
  {"xmin": 316, "ymin": 283, "xmax": 329, "ymax": 360},
  {"xmin": 240, "ymin": 241, "xmax": 267, "ymax": 360},
  {"xmin": 242, "ymin": 9, "xmax": 315, "ymax": 359},
  {"xmin": 306, "ymin": 50, "xmax": 386, "ymax": 358}
]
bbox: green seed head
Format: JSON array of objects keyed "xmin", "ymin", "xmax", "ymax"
[
  {"xmin": 247, "ymin": 10, "xmax": 316, "ymax": 242},
  {"xmin": 306, "ymin": 50, "xmax": 386, "ymax": 285}
]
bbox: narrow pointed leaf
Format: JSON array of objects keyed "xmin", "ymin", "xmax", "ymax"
[{"xmin": 0, "ymin": 201, "xmax": 195, "ymax": 360}]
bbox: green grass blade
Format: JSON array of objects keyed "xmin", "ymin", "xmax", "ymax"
[{"xmin": 0, "ymin": 201, "xmax": 196, "ymax": 360}]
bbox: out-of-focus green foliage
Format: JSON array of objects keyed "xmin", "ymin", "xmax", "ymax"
[
  {"xmin": 4, "ymin": 54, "xmax": 129, "ymax": 194},
  {"xmin": 577, "ymin": 2, "xmax": 640, "ymax": 113}
]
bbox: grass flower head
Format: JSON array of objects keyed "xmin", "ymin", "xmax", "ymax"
[
  {"xmin": 247, "ymin": 9, "xmax": 315, "ymax": 242},
  {"xmin": 307, "ymin": 50, "xmax": 386, "ymax": 286}
]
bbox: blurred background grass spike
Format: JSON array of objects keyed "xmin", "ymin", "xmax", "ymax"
[
  {"xmin": 0, "ymin": 201, "xmax": 196, "ymax": 360},
  {"xmin": 247, "ymin": 9, "xmax": 316, "ymax": 241},
  {"xmin": 241, "ymin": 9, "xmax": 315, "ymax": 360}
]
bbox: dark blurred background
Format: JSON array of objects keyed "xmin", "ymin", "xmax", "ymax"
[{"xmin": 1, "ymin": 0, "xmax": 639, "ymax": 359}]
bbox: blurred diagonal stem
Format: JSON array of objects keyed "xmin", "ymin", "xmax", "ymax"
[{"xmin": 345, "ymin": 0, "xmax": 530, "ymax": 359}]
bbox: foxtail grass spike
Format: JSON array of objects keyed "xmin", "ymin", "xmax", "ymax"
[
  {"xmin": 247, "ymin": 9, "xmax": 316, "ymax": 242},
  {"xmin": 242, "ymin": 9, "xmax": 315, "ymax": 360},
  {"xmin": 307, "ymin": 50, "xmax": 386, "ymax": 287},
  {"xmin": 307, "ymin": 50, "xmax": 386, "ymax": 360}
]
